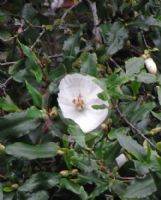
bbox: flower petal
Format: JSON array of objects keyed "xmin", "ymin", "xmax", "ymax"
[{"xmin": 58, "ymin": 73, "xmax": 109, "ymax": 132}]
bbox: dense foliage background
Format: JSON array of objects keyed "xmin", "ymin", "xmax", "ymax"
[{"xmin": 1, "ymin": 0, "xmax": 161, "ymax": 199}]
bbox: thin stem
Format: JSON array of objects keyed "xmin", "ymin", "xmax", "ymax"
[
  {"xmin": 85, "ymin": 0, "xmax": 102, "ymax": 47},
  {"xmin": 60, "ymin": 1, "xmax": 82, "ymax": 24},
  {"xmin": 48, "ymin": 53, "xmax": 63, "ymax": 59},
  {"xmin": 114, "ymin": 103, "xmax": 156, "ymax": 149},
  {"xmin": 31, "ymin": 28, "xmax": 46, "ymax": 50},
  {"xmin": 0, "ymin": 61, "xmax": 17, "ymax": 66},
  {"xmin": 0, "ymin": 77, "xmax": 13, "ymax": 90}
]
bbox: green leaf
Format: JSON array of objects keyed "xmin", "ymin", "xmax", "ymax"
[
  {"xmin": 22, "ymin": 3, "xmax": 37, "ymax": 22},
  {"xmin": 125, "ymin": 57, "xmax": 144, "ymax": 76},
  {"xmin": 0, "ymin": 184, "xmax": 3, "ymax": 200},
  {"xmin": 117, "ymin": 134, "xmax": 146, "ymax": 160},
  {"xmin": 19, "ymin": 172, "xmax": 59, "ymax": 192},
  {"xmin": 0, "ymin": 95, "xmax": 20, "ymax": 112},
  {"xmin": 0, "ymin": 9, "xmax": 8, "ymax": 23},
  {"xmin": 26, "ymin": 106, "xmax": 46, "ymax": 119},
  {"xmin": 157, "ymin": 86, "xmax": 161, "ymax": 106},
  {"xmin": 0, "ymin": 31, "xmax": 11, "ymax": 41},
  {"xmin": 130, "ymin": 80, "xmax": 141, "ymax": 96},
  {"xmin": 18, "ymin": 41, "xmax": 42, "ymax": 82},
  {"xmin": 3, "ymin": 187, "xmax": 14, "ymax": 193},
  {"xmin": 63, "ymin": 31, "xmax": 82, "ymax": 58},
  {"xmin": 25, "ymin": 81, "xmax": 42, "ymax": 108},
  {"xmin": 80, "ymin": 52, "xmax": 98, "ymax": 76},
  {"xmin": 106, "ymin": 22, "xmax": 128, "ymax": 55},
  {"xmin": 5, "ymin": 142, "xmax": 57, "ymax": 160},
  {"xmin": 89, "ymin": 183, "xmax": 108, "ymax": 200},
  {"xmin": 108, "ymin": 127, "xmax": 129, "ymax": 140},
  {"xmin": 92, "ymin": 104, "xmax": 107, "ymax": 110},
  {"xmin": 27, "ymin": 191, "xmax": 49, "ymax": 200},
  {"xmin": 151, "ymin": 111, "xmax": 161, "ymax": 121},
  {"xmin": 0, "ymin": 112, "xmax": 40, "ymax": 140},
  {"xmin": 123, "ymin": 175, "xmax": 157, "ymax": 198},
  {"xmin": 68, "ymin": 125, "xmax": 87, "ymax": 149},
  {"xmin": 60, "ymin": 178, "xmax": 88, "ymax": 200},
  {"xmin": 122, "ymin": 101, "xmax": 155, "ymax": 124},
  {"xmin": 137, "ymin": 72, "xmax": 157, "ymax": 83},
  {"xmin": 49, "ymin": 64, "xmax": 66, "ymax": 81}
]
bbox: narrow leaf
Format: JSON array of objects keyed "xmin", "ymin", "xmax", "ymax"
[
  {"xmin": 5, "ymin": 142, "xmax": 57, "ymax": 160},
  {"xmin": 124, "ymin": 175, "xmax": 157, "ymax": 198},
  {"xmin": 117, "ymin": 134, "xmax": 146, "ymax": 160},
  {"xmin": 25, "ymin": 81, "xmax": 42, "ymax": 108}
]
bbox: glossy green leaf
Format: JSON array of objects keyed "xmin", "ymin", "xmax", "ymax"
[
  {"xmin": 60, "ymin": 178, "xmax": 88, "ymax": 200},
  {"xmin": 0, "ymin": 112, "xmax": 40, "ymax": 140},
  {"xmin": 26, "ymin": 106, "xmax": 45, "ymax": 119},
  {"xmin": 5, "ymin": 142, "xmax": 57, "ymax": 160},
  {"xmin": 0, "ymin": 31, "xmax": 11, "ymax": 41},
  {"xmin": 151, "ymin": 111, "xmax": 161, "ymax": 121},
  {"xmin": 106, "ymin": 22, "xmax": 128, "ymax": 55},
  {"xmin": 124, "ymin": 175, "xmax": 157, "ymax": 198},
  {"xmin": 25, "ymin": 81, "xmax": 42, "ymax": 108},
  {"xmin": 137, "ymin": 72, "xmax": 157, "ymax": 83},
  {"xmin": 122, "ymin": 101, "xmax": 155, "ymax": 124},
  {"xmin": 63, "ymin": 31, "xmax": 82, "ymax": 58},
  {"xmin": 80, "ymin": 52, "xmax": 98, "ymax": 76},
  {"xmin": 125, "ymin": 57, "xmax": 144, "ymax": 76},
  {"xmin": 68, "ymin": 125, "xmax": 87, "ymax": 148},
  {"xmin": 157, "ymin": 86, "xmax": 161, "ymax": 106},
  {"xmin": 27, "ymin": 191, "xmax": 49, "ymax": 200},
  {"xmin": 18, "ymin": 41, "xmax": 42, "ymax": 82},
  {"xmin": 19, "ymin": 172, "xmax": 59, "ymax": 192},
  {"xmin": 0, "ymin": 95, "xmax": 20, "ymax": 112},
  {"xmin": 117, "ymin": 134, "xmax": 146, "ymax": 160}
]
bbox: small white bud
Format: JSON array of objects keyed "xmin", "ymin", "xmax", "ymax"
[
  {"xmin": 115, "ymin": 153, "xmax": 127, "ymax": 168},
  {"xmin": 144, "ymin": 58, "xmax": 157, "ymax": 75}
]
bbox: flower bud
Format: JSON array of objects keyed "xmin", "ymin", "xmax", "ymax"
[
  {"xmin": 144, "ymin": 58, "xmax": 157, "ymax": 75},
  {"xmin": 150, "ymin": 127, "xmax": 161, "ymax": 135},
  {"xmin": 100, "ymin": 123, "xmax": 108, "ymax": 131},
  {"xmin": 0, "ymin": 144, "xmax": 5, "ymax": 153},
  {"xmin": 57, "ymin": 149, "xmax": 65, "ymax": 155},
  {"xmin": 48, "ymin": 107, "xmax": 57, "ymax": 119},
  {"xmin": 71, "ymin": 169, "xmax": 79, "ymax": 176},
  {"xmin": 59, "ymin": 170, "xmax": 69, "ymax": 177},
  {"xmin": 11, "ymin": 184, "xmax": 19, "ymax": 190}
]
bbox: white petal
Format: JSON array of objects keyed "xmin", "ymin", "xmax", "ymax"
[
  {"xmin": 58, "ymin": 73, "xmax": 109, "ymax": 132},
  {"xmin": 115, "ymin": 154, "xmax": 127, "ymax": 168}
]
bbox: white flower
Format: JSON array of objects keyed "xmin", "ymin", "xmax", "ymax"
[
  {"xmin": 57, "ymin": 73, "xmax": 109, "ymax": 133},
  {"xmin": 144, "ymin": 58, "xmax": 157, "ymax": 75},
  {"xmin": 51, "ymin": 0, "xmax": 64, "ymax": 10}
]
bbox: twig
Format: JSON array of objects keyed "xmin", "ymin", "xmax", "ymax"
[
  {"xmin": 142, "ymin": 32, "xmax": 151, "ymax": 48},
  {"xmin": 23, "ymin": 18, "xmax": 43, "ymax": 29},
  {"xmin": 60, "ymin": 0, "xmax": 82, "ymax": 24},
  {"xmin": 31, "ymin": 28, "xmax": 46, "ymax": 50},
  {"xmin": 0, "ymin": 77, "xmax": 13, "ymax": 90},
  {"xmin": 114, "ymin": 103, "xmax": 156, "ymax": 149},
  {"xmin": 0, "ymin": 61, "xmax": 18, "ymax": 66},
  {"xmin": 85, "ymin": 0, "xmax": 102, "ymax": 47},
  {"xmin": 109, "ymin": 57, "xmax": 121, "ymax": 69},
  {"xmin": 48, "ymin": 53, "xmax": 63, "ymax": 59}
]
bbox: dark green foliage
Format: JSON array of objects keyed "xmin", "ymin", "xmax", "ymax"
[{"xmin": 1, "ymin": 0, "xmax": 161, "ymax": 199}]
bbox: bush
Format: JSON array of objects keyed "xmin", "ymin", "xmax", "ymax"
[{"xmin": 1, "ymin": 0, "xmax": 161, "ymax": 199}]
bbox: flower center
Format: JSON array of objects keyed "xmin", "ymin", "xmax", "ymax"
[{"xmin": 72, "ymin": 95, "xmax": 85, "ymax": 111}]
